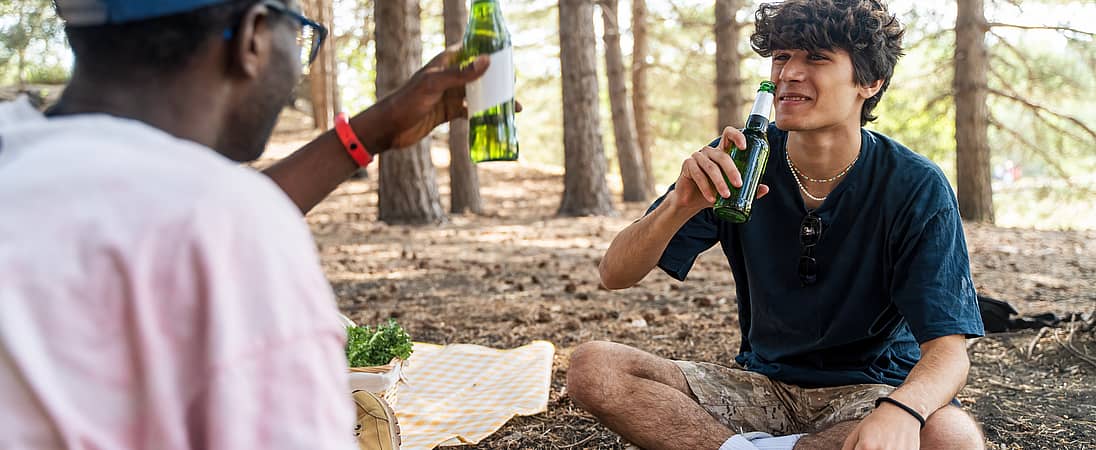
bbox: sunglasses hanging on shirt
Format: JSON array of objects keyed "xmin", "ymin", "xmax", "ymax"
[{"xmin": 798, "ymin": 212, "xmax": 823, "ymax": 286}]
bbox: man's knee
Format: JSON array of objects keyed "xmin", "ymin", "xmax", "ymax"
[
  {"xmin": 921, "ymin": 405, "xmax": 984, "ymax": 450},
  {"xmin": 567, "ymin": 341, "xmax": 684, "ymax": 413},
  {"xmin": 566, "ymin": 341, "xmax": 627, "ymax": 409}
]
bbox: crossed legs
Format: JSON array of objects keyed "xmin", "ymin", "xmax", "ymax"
[{"xmin": 566, "ymin": 341, "xmax": 984, "ymax": 450}]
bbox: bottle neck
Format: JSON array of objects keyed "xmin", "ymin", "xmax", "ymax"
[
  {"xmin": 469, "ymin": 0, "xmax": 508, "ymax": 34},
  {"xmin": 471, "ymin": 0, "xmax": 504, "ymax": 17}
]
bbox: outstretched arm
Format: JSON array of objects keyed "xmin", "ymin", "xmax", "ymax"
[{"xmin": 263, "ymin": 48, "xmax": 490, "ymax": 214}]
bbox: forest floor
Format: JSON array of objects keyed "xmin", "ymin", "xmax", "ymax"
[{"xmin": 263, "ymin": 122, "xmax": 1096, "ymax": 450}]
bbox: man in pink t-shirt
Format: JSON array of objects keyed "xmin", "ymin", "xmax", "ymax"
[{"xmin": 0, "ymin": 1, "xmax": 491, "ymax": 448}]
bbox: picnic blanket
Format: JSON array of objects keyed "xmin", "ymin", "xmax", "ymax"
[{"xmin": 394, "ymin": 341, "xmax": 555, "ymax": 450}]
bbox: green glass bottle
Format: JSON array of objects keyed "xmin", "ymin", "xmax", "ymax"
[
  {"xmin": 712, "ymin": 81, "xmax": 775, "ymax": 223},
  {"xmin": 463, "ymin": 0, "xmax": 519, "ymax": 162}
]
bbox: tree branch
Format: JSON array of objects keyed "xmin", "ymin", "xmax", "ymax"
[
  {"xmin": 988, "ymin": 88, "xmax": 1096, "ymax": 142},
  {"xmin": 923, "ymin": 91, "xmax": 953, "ymax": 112},
  {"xmin": 988, "ymin": 22, "xmax": 1095, "ymax": 37},
  {"xmin": 988, "ymin": 30, "xmax": 1037, "ymax": 84},
  {"xmin": 987, "ymin": 71, "xmax": 1091, "ymax": 146},
  {"xmin": 906, "ymin": 28, "xmax": 953, "ymax": 51},
  {"xmin": 1033, "ymin": 108, "xmax": 1091, "ymax": 147},
  {"xmin": 987, "ymin": 113, "xmax": 1073, "ymax": 187}
]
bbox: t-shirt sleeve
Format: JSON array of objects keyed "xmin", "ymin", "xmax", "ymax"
[
  {"xmin": 646, "ymin": 184, "xmax": 722, "ymax": 281},
  {"xmin": 890, "ymin": 205, "xmax": 985, "ymax": 343}
]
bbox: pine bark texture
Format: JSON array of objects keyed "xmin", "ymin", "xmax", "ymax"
[
  {"xmin": 376, "ymin": 0, "xmax": 445, "ymax": 224},
  {"xmin": 631, "ymin": 0, "xmax": 655, "ymax": 191},
  {"xmin": 715, "ymin": 0, "xmax": 744, "ymax": 131},
  {"xmin": 558, "ymin": 0, "xmax": 614, "ymax": 216},
  {"xmin": 954, "ymin": 0, "xmax": 995, "ymax": 223},
  {"xmin": 601, "ymin": 0, "xmax": 652, "ymax": 202},
  {"xmin": 305, "ymin": 0, "xmax": 337, "ymax": 130}
]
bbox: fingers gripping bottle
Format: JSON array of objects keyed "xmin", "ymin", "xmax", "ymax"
[{"xmin": 713, "ymin": 81, "xmax": 775, "ymax": 223}]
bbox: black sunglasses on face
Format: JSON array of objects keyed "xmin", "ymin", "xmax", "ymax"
[
  {"xmin": 798, "ymin": 212, "xmax": 822, "ymax": 286},
  {"xmin": 262, "ymin": 0, "xmax": 328, "ymax": 67}
]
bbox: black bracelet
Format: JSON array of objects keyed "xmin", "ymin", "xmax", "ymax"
[{"xmin": 875, "ymin": 397, "xmax": 926, "ymax": 429}]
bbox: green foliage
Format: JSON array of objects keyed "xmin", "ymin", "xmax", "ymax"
[
  {"xmin": 0, "ymin": 0, "xmax": 67, "ymax": 85},
  {"xmin": 330, "ymin": 0, "xmax": 377, "ymax": 113},
  {"xmin": 9, "ymin": 0, "xmax": 1071, "ymax": 226},
  {"xmin": 345, "ymin": 319, "xmax": 414, "ymax": 367},
  {"xmin": 847, "ymin": 0, "xmax": 1094, "ymax": 228},
  {"xmin": 24, "ymin": 65, "xmax": 69, "ymax": 85},
  {"xmin": 981, "ymin": 16, "xmax": 1096, "ymax": 197}
]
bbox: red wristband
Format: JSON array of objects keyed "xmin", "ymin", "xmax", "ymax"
[{"xmin": 334, "ymin": 112, "xmax": 372, "ymax": 167}]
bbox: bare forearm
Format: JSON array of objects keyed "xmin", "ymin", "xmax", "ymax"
[
  {"xmin": 887, "ymin": 334, "xmax": 970, "ymax": 418},
  {"xmin": 599, "ymin": 193, "xmax": 700, "ymax": 289},
  {"xmin": 262, "ymin": 99, "xmax": 396, "ymax": 215}
]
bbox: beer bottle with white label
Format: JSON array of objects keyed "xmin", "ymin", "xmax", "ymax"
[{"xmin": 463, "ymin": 0, "xmax": 519, "ymax": 162}]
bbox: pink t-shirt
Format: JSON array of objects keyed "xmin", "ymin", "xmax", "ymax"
[{"xmin": 0, "ymin": 98, "xmax": 356, "ymax": 449}]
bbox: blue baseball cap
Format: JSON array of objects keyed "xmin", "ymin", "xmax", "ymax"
[{"xmin": 56, "ymin": 0, "xmax": 235, "ymax": 26}]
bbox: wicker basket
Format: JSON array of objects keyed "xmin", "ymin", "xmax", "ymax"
[
  {"xmin": 341, "ymin": 314, "xmax": 406, "ymax": 406},
  {"xmin": 349, "ymin": 359, "xmax": 404, "ymax": 407}
]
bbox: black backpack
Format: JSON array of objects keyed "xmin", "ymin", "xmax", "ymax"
[{"xmin": 978, "ymin": 295, "xmax": 1060, "ymax": 333}]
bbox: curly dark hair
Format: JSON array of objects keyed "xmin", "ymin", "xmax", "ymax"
[{"xmin": 750, "ymin": 0, "xmax": 905, "ymax": 125}]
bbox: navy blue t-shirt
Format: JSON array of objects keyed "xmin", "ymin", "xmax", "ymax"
[{"xmin": 650, "ymin": 125, "xmax": 984, "ymax": 388}]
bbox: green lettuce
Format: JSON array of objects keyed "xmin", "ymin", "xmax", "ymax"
[{"xmin": 345, "ymin": 319, "xmax": 413, "ymax": 367}]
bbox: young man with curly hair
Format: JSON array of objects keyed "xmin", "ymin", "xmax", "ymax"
[{"xmin": 567, "ymin": 1, "xmax": 985, "ymax": 449}]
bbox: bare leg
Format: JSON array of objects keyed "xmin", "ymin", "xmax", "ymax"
[
  {"xmin": 567, "ymin": 341, "xmax": 735, "ymax": 450},
  {"xmin": 793, "ymin": 406, "xmax": 984, "ymax": 450}
]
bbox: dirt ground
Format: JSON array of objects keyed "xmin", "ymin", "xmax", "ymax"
[{"xmin": 263, "ymin": 127, "xmax": 1096, "ymax": 449}]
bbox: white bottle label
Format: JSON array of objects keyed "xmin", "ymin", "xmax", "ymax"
[
  {"xmin": 466, "ymin": 46, "xmax": 515, "ymax": 115},
  {"xmin": 750, "ymin": 91, "xmax": 774, "ymax": 119}
]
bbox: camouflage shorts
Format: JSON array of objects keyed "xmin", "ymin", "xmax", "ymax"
[{"xmin": 674, "ymin": 360, "xmax": 895, "ymax": 435}]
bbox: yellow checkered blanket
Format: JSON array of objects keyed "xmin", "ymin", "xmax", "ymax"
[{"xmin": 394, "ymin": 341, "xmax": 555, "ymax": 450}]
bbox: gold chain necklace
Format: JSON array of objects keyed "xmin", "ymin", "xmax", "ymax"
[
  {"xmin": 789, "ymin": 163, "xmax": 828, "ymax": 201},
  {"xmin": 785, "ymin": 150, "xmax": 859, "ymax": 202},
  {"xmin": 786, "ymin": 150, "xmax": 859, "ymax": 183}
]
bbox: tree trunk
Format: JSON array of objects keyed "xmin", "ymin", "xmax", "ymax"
[
  {"xmin": 376, "ymin": 0, "xmax": 445, "ymax": 225},
  {"xmin": 631, "ymin": 0, "xmax": 655, "ymax": 189},
  {"xmin": 322, "ymin": 0, "xmax": 338, "ymax": 125},
  {"xmin": 715, "ymin": 0, "xmax": 744, "ymax": 131},
  {"xmin": 17, "ymin": 49, "xmax": 26, "ymax": 89},
  {"xmin": 558, "ymin": 0, "xmax": 614, "ymax": 216},
  {"xmin": 601, "ymin": 0, "xmax": 652, "ymax": 202},
  {"xmin": 954, "ymin": 0, "xmax": 994, "ymax": 223},
  {"xmin": 349, "ymin": 0, "xmax": 374, "ymax": 180},
  {"xmin": 15, "ymin": 4, "xmax": 26, "ymax": 89},
  {"xmin": 306, "ymin": 0, "xmax": 337, "ymax": 130},
  {"xmin": 443, "ymin": 0, "xmax": 483, "ymax": 214}
]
